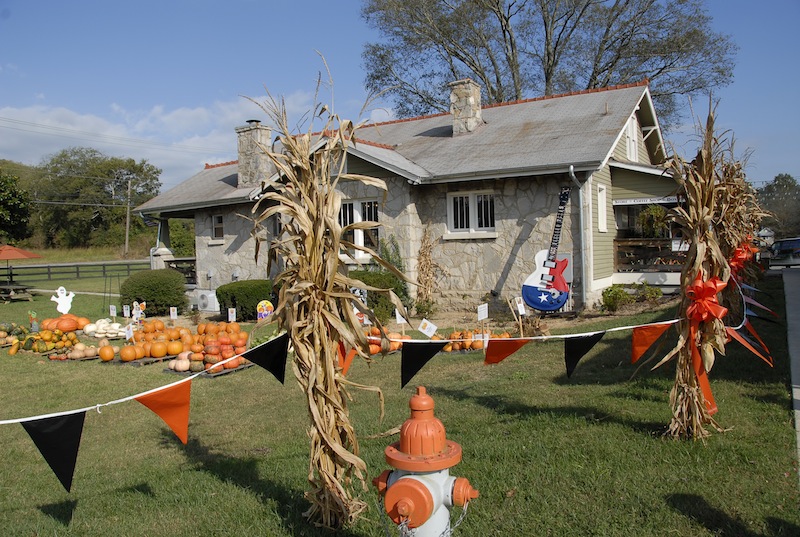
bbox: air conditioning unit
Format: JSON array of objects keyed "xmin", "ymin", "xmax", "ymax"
[{"xmin": 196, "ymin": 290, "xmax": 219, "ymax": 313}]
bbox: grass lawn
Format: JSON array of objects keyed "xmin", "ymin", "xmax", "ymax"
[{"xmin": 0, "ymin": 274, "xmax": 798, "ymax": 536}]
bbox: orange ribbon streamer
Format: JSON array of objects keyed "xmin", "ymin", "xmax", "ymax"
[{"xmin": 686, "ymin": 275, "xmax": 728, "ymax": 415}]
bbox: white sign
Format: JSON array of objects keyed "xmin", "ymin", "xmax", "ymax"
[
  {"xmin": 228, "ymin": 308, "xmax": 236, "ymax": 322},
  {"xmin": 109, "ymin": 305, "xmax": 117, "ymax": 317},
  {"xmin": 477, "ymin": 303, "xmax": 489, "ymax": 321},
  {"xmin": 125, "ymin": 323, "xmax": 134, "ymax": 342},
  {"xmin": 395, "ymin": 308, "xmax": 407, "ymax": 325},
  {"xmin": 170, "ymin": 307, "xmax": 178, "ymax": 320},
  {"xmin": 123, "ymin": 305, "xmax": 130, "ymax": 318},
  {"xmin": 350, "ymin": 287, "xmax": 367, "ymax": 306},
  {"xmin": 612, "ymin": 196, "xmax": 678, "ymax": 206},
  {"xmin": 672, "ymin": 239, "xmax": 690, "ymax": 252},
  {"xmin": 515, "ymin": 297, "xmax": 526, "ymax": 316},
  {"xmin": 418, "ymin": 318, "xmax": 438, "ymax": 338}
]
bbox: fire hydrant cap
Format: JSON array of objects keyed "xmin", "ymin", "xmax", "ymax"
[
  {"xmin": 383, "ymin": 477, "xmax": 435, "ymax": 528},
  {"xmin": 385, "ymin": 386, "xmax": 463, "ymax": 472}
]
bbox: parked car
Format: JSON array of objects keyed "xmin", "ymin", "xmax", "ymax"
[{"xmin": 769, "ymin": 237, "xmax": 800, "ymax": 268}]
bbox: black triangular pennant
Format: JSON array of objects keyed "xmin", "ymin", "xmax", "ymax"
[
  {"xmin": 401, "ymin": 342, "xmax": 447, "ymax": 388},
  {"xmin": 564, "ymin": 332, "xmax": 606, "ymax": 377},
  {"xmin": 243, "ymin": 333, "xmax": 290, "ymax": 384},
  {"xmin": 22, "ymin": 412, "xmax": 86, "ymax": 493}
]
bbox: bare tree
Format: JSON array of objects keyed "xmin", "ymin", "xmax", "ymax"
[{"xmin": 362, "ymin": 0, "xmax": 736, "ymax": 128}]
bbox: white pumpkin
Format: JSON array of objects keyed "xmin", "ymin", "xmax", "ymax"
[{"xmin": 174, "ymin": 358, "xmax": 191, "ymax": 372}]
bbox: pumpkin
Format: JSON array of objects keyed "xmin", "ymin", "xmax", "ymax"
[
  {"xmin": 190, "ymin": 343, "xmax": 204, "ymax": 353},
  {"xmin": 189, "ymin": 360, "xmax": 205, "ymax": 372},
  {"xmin": 153, "ymin": 320, "xmax": 165, "ymax": 332},
  {"xmin": 119, "ymin": 346, "xmax": 137, "ymax": 362},
  {"xmin": 150, "ymin": 342, "xmax": 168, "ymax": 358},
  {"xmin": 134, "ymin": 346, "xmax": 146, "ymax": 360},
  {"xmin": 227, "ymin": 322, "xmax": 241, "ymax": 333},
  {"xmin": 470, "ymin": 339, "xmax": 484, "ymax": 350},
  {"xmin": 57, "ymin": 318, "xmax": 79, "ymax": 332},
  {"xmin": 174, "ymin": 358, "xmax": 191, "ymax": 372},
  {"xmin": 204, "ymin": 344, "xmax": 220, "ymax": 355},
  {"xmin": 98, "ymin": 346, "xmax": 115, "ymax": 362},
  {"xmin": 368, "ymin": 344, "xmax": 381, "ymax": 355},
  {"xmin": 205, "ymin": 362, "xmax": 224, "ymax": 374},
  {"xmin": 223, "ymin": 356, "xmax": 240, "ymax": 369},
  {"xmin": 166, "ymin": 340, "xmax": 183, "ymax": 356},
  {"xmin": 190, "ymin": 352, "xmax": 205, "ymax": 362},
  {"xmin": 76, "ymin": 317, "xmax": 91, "ymax": 330}
]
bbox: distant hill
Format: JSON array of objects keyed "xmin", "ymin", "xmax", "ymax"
[{"xmin": 0, "ymin": 159, "xmax": 39, "ymax": 190}]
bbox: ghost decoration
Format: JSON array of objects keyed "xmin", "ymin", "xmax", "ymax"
[{"xmin": 51, "ymin": 286, "xmax": 75, "ymax": 315}]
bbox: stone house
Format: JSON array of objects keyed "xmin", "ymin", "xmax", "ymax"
[{"xmin": 136, "ymin": 79, "xmax": 677, "ymax": 313}]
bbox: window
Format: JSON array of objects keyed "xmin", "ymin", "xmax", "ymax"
[
  {"xmin": 212, "ymin": 214, "xmax": 224, "ymax": 240},
  {"xmin": 339, "ymin": 199, "xmax": 379, "ymax": 258},
  {"xmin": 447, "ymin": 191, "xmax": 495, "ymax": 234},
  {"xmin": 626, "ymin": 116, "xmax": 639, "ymax": 162},
  {"xmin": 597, "ymin": 185, "xmax": 607, "ymax": 233}
]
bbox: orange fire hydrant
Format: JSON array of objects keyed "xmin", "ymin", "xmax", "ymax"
[{"xmin": 373, "ymin": 386, "xmax": 478, "ymax": 536}]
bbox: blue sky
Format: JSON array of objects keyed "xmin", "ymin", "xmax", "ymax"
[{"xmin": 0, "ymin": 0, "xmax": 797, "ymax": 191}]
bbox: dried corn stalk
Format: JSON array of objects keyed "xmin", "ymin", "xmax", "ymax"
[
  {"xmin": 661, "ymin": 104, "xmax": 763, "ymax": 439},
  {"xmin": 249, "ymin": 89, "xmax": 408, "ymax": 528}
]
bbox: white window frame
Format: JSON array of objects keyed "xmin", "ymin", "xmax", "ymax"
[
  {"xmin": 597, "ymin": 184, "xmax": 608, "ymax": 233},
  {"xmin": 444, "ymin": 190, "xmax": 497, "ymax": 240},
  {"xmin": 626, "ymin": 116, "xmax": 639, "ymax": 162},
  {"xmin": 339, "ymin": 198, "xmax": 379, "ymax": 261}
]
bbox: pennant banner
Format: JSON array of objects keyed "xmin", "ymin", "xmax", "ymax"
[
  {"xmin": 485, "ymin": 338, "xmax": 531, "ymax": 365},
  {"xmin": 401, "ymin": 341, "xmax": 447, "ymax": 388},
  {"xmin": 726, "ymin": 327, "xmax": 773, "ymax": 367},
  {"xmin": 135, "ymin": 379, "xmax": 192, "ymax": 444},
  {"xmin": 564, "ymin": 332, "xmax": 605, "ymax": 377},
  {"xmin": 243, "ymin": 333, "xmax": 290, "ymax": 384},
  {"xmin": 743, "ymin": 295, "xmax": 778, "ymax": 317},
  {"xmin": 631, "ymin": 322, "xmax": 673, "ymax": 364},
  {"xmin": 21, "ymin": 412, "xmax": 86, "ymax": 492}
]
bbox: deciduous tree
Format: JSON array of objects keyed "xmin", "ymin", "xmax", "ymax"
[
  {"xmin": 31, "ymin": 148, "xmax": 161, "ymax": 248},
  {"xmin": 362, "ymin": 0, "xmax": 736, "ymax": 128},
  {"xmin": 757, "ymin": 173, "xmax": 800, "ymax": 238},
  {"xmin": 0, "ymin": 168, "xmax": 32, "ymax": 243}
]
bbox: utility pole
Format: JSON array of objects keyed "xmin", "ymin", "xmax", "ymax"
[{"xmin": 124, "ymin": 172, "xmax": 132, "ymax": 257}]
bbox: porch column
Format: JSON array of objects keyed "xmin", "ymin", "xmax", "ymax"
[{"xmin": 150, "ymin": 217, "xmax": 175, "ymax": 269}]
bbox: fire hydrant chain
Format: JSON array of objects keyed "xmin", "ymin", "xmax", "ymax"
[{"xmin": 373, "ymin": 386, "xmax": 478, "ymax": 537}]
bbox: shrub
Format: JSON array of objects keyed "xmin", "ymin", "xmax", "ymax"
[
  {"xmin": 349, "ymin": 269, "xmax": 407, "ymax": 324},
  {"xmin": 120, "ymin": 269, "xmax": 188, "ymax": 316},
  {"xmin": 601, "ymin": 284, "xmax": 634, "ymax": 312},
  {"xmin": 633, "ymin": 282, "xmax": 663, "ymax": 303},
  {"xmin": 414, "ymin": 298, "xmax": 436, "ymax": 318},
  {"xmin": 215, "ymin": 280, "xmax": 274, "ymax": 321}
]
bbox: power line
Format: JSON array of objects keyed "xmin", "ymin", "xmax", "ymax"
[{"xmin": 30, "ymin": 200, "xmax": 129, "ymax": 208}]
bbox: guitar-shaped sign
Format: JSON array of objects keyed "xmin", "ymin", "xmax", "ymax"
[{"xmin": 522, "ymin": 186, "xmax": 572, "ymax": 312}]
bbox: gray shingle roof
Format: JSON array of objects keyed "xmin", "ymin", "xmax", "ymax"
[
  {"xmin": 353, "ymin": 83, "xmax": 656, "ymax": 183},
  {"xmin": 138, "ymin": 82, "xmax": 662, "ymax": 215}
]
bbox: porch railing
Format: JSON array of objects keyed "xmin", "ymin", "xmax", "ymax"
[{"xmin": 614, "ymin": 238, "xmax": 685, "ymax": 272}]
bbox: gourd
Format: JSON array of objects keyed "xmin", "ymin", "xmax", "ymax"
[{"xmin": 173, "ymin": 358, "xmax": 191, "ymax": 372}]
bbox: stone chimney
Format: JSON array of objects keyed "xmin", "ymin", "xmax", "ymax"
[
  {"xmin": 235, "ymin": 120, "xmax": 272, "ymax": 188},
  {"xmin": 448, "ymin": 79, "xmax": 483, "ymax": 135}
]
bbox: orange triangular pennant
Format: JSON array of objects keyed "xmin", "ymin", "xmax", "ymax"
[
  {"xmin": 726, "ymin": 327, "xmax": 773, "ymax": 367},
  {"xmin": 631, "ymin": 322, "xmax": 673, "ymax": 364},
  {"xmin": 135, "ymin": 379, "xmax": 192, "ymax": 444},
  {"xmin": 484, "ymin": 338, "xmax": 530, "ymax": 365},
  {"xmin": 743, "ymin": 319, "xmax": 772, "ymax": 360}
]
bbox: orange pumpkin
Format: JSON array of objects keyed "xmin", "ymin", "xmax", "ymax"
[
  {"xmin": 119, "ymin": 345, "xmax": 137, "ymax": 362},
  {"xmin": 368, "ymin": 344, "xmax": 382, "ymax": 355},
  {"xmin": 98, "ymin": 346, "xmax": 115, "ymax": 362},
  {"xmin": 204, "ymin": 344, "xmax": 220, "ymax": 355},
  {"xmin": 227, "ymin": 322, "xmax": 241, "ymax": 333},
  {"xmin": 166, "ymin": 340, "xmax": 184, "ymax": 356},
  {"xmin": 197, "ymin": 323, "xmax": 207, "ymax": 335},
  {"xmin": 134, "ymin": 345, "xmax": 146, "ymax": 360},
  {"xmin": 223, "ymin": 357, "xmax": 239, "ymax": 369},
  {"xmin": 57, "ymin": 318, "xmax": 79, "ymax": 332},
  {"xmin": 190, "ymin": 352, "xmax": 205, "ymax": 362},
  {"xmin": 205, "ymin": 362, "xmax": 224, "ymax": 374},
  {"xmin": 153, "ymin": 320, "xmax": 165, "ymax": 332},
  {"xmin": 150, "ymin": 342, "xmax": 168, "ymax": 358},
  {"xmin": 190, "ymin": 343, "xmax": 205, "ymax": 353}
]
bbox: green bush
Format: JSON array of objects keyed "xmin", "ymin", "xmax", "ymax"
[
  {"xmin": 120, "ymin": 269, "xmax": 188, "ymax": 316},
  {"xmin": 633, "ymin": 282, "xmax": 663, "ymax": 303},
  {"xmin": 216, "ymin": 280, "xmax": 274, "ymax": 321},
  {"xmin": 601, "ymin": 284, "xmax": 634, "ymax": 312},
  {"xmin": 349, "ymin": 269, "xmax": 407, "ymax": 324}
]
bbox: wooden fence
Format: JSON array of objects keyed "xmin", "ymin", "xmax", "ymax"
[{"xmin": 1, "ymin": 259, "xmax": 152, "ymax": 286}]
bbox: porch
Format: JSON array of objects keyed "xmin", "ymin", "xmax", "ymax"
[{"xmin": 612, "ymin": 238, "xmax": 684, "ymax": 290}]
